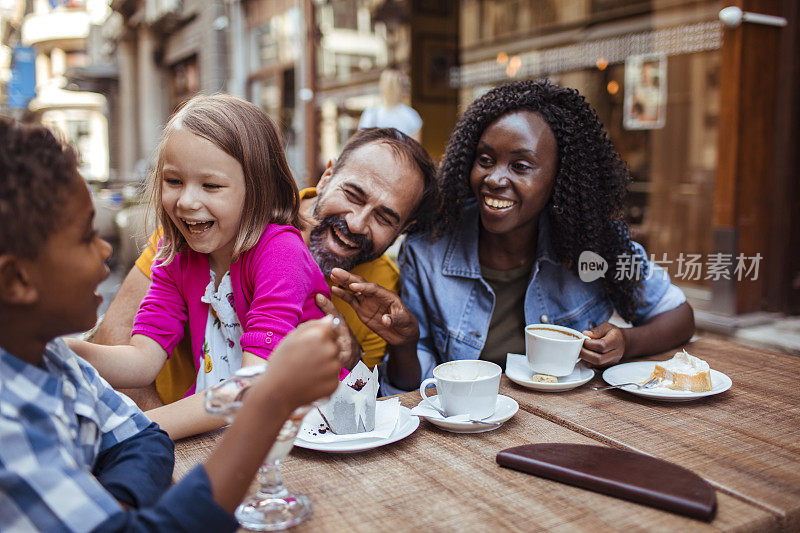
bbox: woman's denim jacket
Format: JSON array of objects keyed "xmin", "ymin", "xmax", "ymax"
[{"xmin": 381, "ymin": 203, "xmax": 685, "ymax": 395}]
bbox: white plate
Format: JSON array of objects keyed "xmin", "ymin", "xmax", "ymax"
[
  {"xmin": 602, "ymin": 361, "xmax": 733, "ymax": 402},
  {"xmin": 414, "ymin": 395, "xmax": 519, "ymax": 433},
  {"xmin": 294, "ymin": 406, "xmax": 419, "ymax": 453},
  {"xmin": 505, "ymin": 353, "xmax": 594, "ymax": 392}
]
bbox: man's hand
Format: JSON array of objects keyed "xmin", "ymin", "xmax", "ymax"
[
  {"xmin": 580, "ymin": 322, "xmax": 627, "ymax": 367},
  {"xmin": 315, "ymin": 293, "xmax": 363, "ymax": 370},
  {"xmin": 329, "ymin": 268, "xmax": 419, "ymax": 347}
]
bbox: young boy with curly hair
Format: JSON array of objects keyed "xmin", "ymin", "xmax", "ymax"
[{"xmin": 0, "ymin": 117, "xmax": 342, "ymax": 531}]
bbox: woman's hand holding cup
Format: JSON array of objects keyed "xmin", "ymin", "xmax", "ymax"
[
  {"xmin": 579, "ymin": 322, "xmax": 627, "ymax": 367},
  {"xmin": 525, "ymin": 324, "xmax": 590, "ymax": 377}
]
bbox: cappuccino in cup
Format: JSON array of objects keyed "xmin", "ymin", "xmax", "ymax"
[
  {"xmin": 419, "ymin": 360, "xmax": 501, "ymax": 418},
  {"xmin": 525, "ymin": 324, "xmax": 588, "ymax": 377}
]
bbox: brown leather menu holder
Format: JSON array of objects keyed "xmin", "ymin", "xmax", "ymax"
[{"xmin": 497, "ymin": 443, "xmax": 716, "ymax": 521}]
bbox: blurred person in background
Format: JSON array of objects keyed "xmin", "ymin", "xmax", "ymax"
[{"xmin": 359, "ymin": 69, "xmax": 422, "ymax": 142}]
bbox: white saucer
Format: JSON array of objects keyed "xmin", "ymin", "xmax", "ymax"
[
  {"xmin": 505, "ymin": 353, "xmax": 594, "ymax": 392},
  {"xmin": 294, "ymin": 406, "xmax": 419, "ymax": 453},
  {"xmin": 602, "ymin": 361, "xmax": 733, "ymax": 402},
  {"xmin": 412, "ymin": 395, "xmax": 519, "ymax": 433}
]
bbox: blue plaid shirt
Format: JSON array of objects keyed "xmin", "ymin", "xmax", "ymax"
[{"xmin": 0, "ymin": 338, "xmax": 237, "ymax": 532}]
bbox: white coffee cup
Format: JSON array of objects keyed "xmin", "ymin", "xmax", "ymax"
[
  {"xmin": 419, "ymin": 360, "xmax": 501, "ymax": 419},
  {"xmin": 525, "ymin": 324, "xmax": 589, "ymax": 377}
]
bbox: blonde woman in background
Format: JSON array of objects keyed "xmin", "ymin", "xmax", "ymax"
[{"xmin": 359, "ymin": 69, "xmax": 422, "ymax": 142}]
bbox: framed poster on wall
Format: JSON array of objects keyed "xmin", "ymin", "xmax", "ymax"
[
  {"xmin": 413, "ymin": 34, "xmax": 458, "ymax": 102},
  {"xmin": 624, "ymin": 53, "xmax": 667, "ymax": 130}
]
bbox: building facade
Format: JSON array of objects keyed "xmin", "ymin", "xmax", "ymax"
[
  {"xmin": 7, "ymin": 0, "xmax": 112, "ymax": 181},
  {"xmin": 99, "ymin": 0, "xmax": 229, "ymax": 182},
  {"xmin": 21, "ymin": 0, "xmax": 797, "ymax": 317}
]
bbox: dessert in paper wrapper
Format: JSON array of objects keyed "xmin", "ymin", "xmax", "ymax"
[{"xmin": 317, "ymin": 361, "xmax": 379, "ymax": 434}]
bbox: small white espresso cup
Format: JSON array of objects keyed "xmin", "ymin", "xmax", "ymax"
[
  {"xmin": 525, "ymin": 324, "xmax": 589, "ymax": 377},
  {"xmin": 419, "ymin": 360, "xmax": 501, "ymax": 419}
]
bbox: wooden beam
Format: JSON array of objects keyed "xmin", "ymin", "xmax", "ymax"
[
  {"xmin": 712, "ymin": 0, "xmax": 782, "ymax": 314},
  {"xmin": 303, "ymin": 0, "xmax": 319, "ymax": 186},
  {"xmin": 766, "ymin": 0, "xmax": 800, "ymax": 313}
]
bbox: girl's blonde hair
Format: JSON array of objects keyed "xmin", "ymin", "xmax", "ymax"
[{"xmin": 146, "ymin": 94, "xmax": 301, "ymax": 265}]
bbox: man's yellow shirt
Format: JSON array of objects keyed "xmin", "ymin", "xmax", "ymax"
[{"xmin": 136, "ymin": 187, "xmax": 400, "ymax": 404}]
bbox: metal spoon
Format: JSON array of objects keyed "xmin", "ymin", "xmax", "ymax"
[
  {"xmin": 592, "ymin": 376, "xmax": 661, "ymax": 391},
  {"xmin": 424, "ymin": 399, "xmax": 499, "ymax": 425}
]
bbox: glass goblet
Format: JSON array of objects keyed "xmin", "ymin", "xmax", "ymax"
[{"xmin": 206, "ymin": 365, "xmax": 315, "ymax": 531}]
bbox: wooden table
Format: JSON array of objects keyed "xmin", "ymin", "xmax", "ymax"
[{"xmin": 174, "ymin": 339, "xmax": 800, "ymax": 531}]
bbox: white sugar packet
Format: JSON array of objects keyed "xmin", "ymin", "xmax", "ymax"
[{"xmin": 297, "ymin": 398, "xmax": 401, "ymax": 443}]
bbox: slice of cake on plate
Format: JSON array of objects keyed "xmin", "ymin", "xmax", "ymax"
[{"xmin": 647, "ymin": 349, "xmax": 713, "ymax": 392}]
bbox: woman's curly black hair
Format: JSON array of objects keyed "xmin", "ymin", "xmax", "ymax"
[{"xmin": 437, "ymin": 79, "xmax": 642, "ymax": 322}]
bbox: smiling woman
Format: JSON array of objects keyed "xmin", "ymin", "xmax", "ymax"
[
  {"xmin": 469, "ymin": 111, "xmax": 558, "ymax": 265},
  {"xmin": 382, "ymin": 80, "xmax": 695, "ymax": 395}
]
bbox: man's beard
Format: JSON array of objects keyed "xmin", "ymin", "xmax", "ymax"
[{"xmin": 308, "ymin": 214, "xmax": 380, "ymax": 275}]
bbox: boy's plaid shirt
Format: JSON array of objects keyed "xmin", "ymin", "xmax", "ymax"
[{"xmin": 0, "ymin": 338, "xmax": 151, "ymax": 532}]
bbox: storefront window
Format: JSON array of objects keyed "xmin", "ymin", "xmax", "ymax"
[
  {"xmin": 332, "ymin": 1, "xmax": 358, "ymax": 30},
  {"xmin": 582, "ymin": 50, "xmax": 720, "ymax": 287},
  {"xmin": 169, "ymin": 55, "xmax": 199, "ymax": 112},
  {"xmin": 316, "ymin": 0, "xmax": 411, "ymax": 161},
  {"xmin": 253, "ymin": 8, "xmax": 301, "ymax": 66},
  {"xmin": 246, "ymin": 6, "xmax": 302, "ymax": 176}
]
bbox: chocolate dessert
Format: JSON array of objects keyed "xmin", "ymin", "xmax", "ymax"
[{"xmin": 316, "ymin": 361, "xmax": 379, "ymax": 434}]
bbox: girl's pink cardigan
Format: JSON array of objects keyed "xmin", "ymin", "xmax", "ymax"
[{"xmin": 132, "ymin": 224, "xmax": 345, "ymax": 395}]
